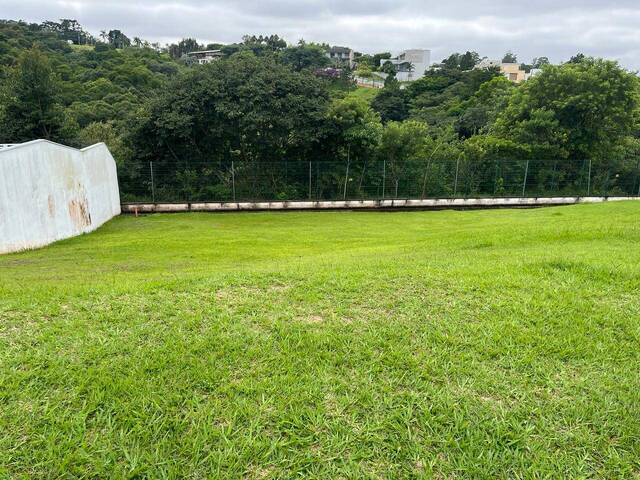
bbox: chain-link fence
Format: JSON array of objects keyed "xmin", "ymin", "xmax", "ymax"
[{"xmin": 120, "ymin": 158, "xmax": 640, "ymax": 203}]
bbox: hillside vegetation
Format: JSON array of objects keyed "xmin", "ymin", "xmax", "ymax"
[
  {"xmin": 1, "ymin": 202, "xmax": 639, "ymax": 477},
  {"xmin": 1, "ymin": 19, "xmax": 640, "ymax": 201}
]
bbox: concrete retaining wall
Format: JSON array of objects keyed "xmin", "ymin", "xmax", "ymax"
[
  {"xmin": 0, "ymin": 140, "xmax": 120, "ymax": 254},
  {"xmin": 121, "ymin": 196, "xmax": 640, "ymax": 214}
]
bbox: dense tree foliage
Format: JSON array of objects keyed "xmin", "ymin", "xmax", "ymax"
[
  {"xmin": 494, "ymin": 59, "xmax": 638, "ymax": 160},
  {"xmin": 123, "ymin": 53, "xmax": 331, "ymax": 199},
  {"xmin": 1, "ymin": 18, "xmax": 639, "ymax": 200},
  {"xmin": 280, "ymin": 41, "xmax": 329, "ymax": 71},
  {"xmin": 0, "ymin": 47, "xmax": 70, "ymax": 142},
  {"xmin": 371, "ymin": 84, "xmax": 409, "ymax": 122},
  {"xmin": 0, "ymin": 19, "xmax": 183, "ymax": 147},
  {"xmin": 441, "ymin": 51, "xmax": 481, "ymax": 70}
]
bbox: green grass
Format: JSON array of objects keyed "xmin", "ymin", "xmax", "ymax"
[
  {"xmin": 1, "ymin": 203, "xmax": 639, "ymax": 478},
  {"xmin": 70, "ymin": 44, "xmax": 95, "ymax": 52},
  {"xmin": 347, "ymin": 86, "xmax": 380, "ymax": 103}
]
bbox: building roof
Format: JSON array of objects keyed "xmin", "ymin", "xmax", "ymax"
[
  {"xmin": 329, "ymin": 46, "xmax": 351, "ymax": 54},
  {"xmin": 186, "ymin": 50, "xmax": 223, "ymax": 56}
]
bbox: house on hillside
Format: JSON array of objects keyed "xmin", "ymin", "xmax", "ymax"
[
  {"xmin": 475, "ymin": 59, "xmax": 533, "ymax": 83},
  {"xmin": 326, "ymin": 46, "xmax": 356, "ymax": 68},
  {"xmin": 380, "ymin": 49, "xmax": 431, "ymax": 81},
  {"xmin": 186, "ymin": 50, "xmax": 224, "ymax": 64}
]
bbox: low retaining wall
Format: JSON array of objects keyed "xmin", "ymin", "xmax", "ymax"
[
  {"xmin": 122, "ymin": 196, "xmax": 640, "ymax": 213},
  {"xmin": 0, "ymin": 140, "xmax": 120, "ymax": 254}
]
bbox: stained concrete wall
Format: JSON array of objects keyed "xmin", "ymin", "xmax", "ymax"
[{"xmin": 0, "ymin": 140, "xmax": 120, "ymax": 254}]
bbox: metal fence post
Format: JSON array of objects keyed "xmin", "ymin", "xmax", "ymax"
[
  {"xmin": 522, "ymin": 159, "xmax": 529, "ymax": 197},
  {"xmin": 453, "ymin": 157, "xmax": 460, "ymax": 197},
  {"xmin": 343, "ymin": 158, "xmax": 350, "ymax": 200},
  {"xmin": 421, "ymin": 161, "xmax": 430, "ymax": 199},
  {"xmin": 587, "ymin": 158, "xmax": 592, "ymax": 196},
  {"xmin": 149, "ymin": 161, "xmax": 155, "ymax": 203},
  {"xmin": 382, "ymin": 159, "xmax": 386, "ymax": 199},
  {"xmin": 550, "ymin": 160, "xmax": 558, "ymax": 195},
  {"xmin": 231, "ymin": 161, "xmax": 236, "ymax": 202},
  {"xmin": 309, "ymin": 161, "xmax": 312, "ymax": 200}
]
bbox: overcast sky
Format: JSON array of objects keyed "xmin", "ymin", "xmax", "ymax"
[{"xmin": 3, "ymin": 0, "xmax": 640, "ymax": 69}]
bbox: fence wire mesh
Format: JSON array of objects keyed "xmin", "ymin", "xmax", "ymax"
[{"xmin": 119, "ymin": 158, "xmax": 640, "ymax": 203}]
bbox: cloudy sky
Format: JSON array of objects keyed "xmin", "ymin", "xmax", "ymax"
[{"xmin": 3, "ymin": 0, "xmax": 640, "ymax": 69}]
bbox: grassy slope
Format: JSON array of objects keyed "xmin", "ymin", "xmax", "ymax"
[
  {"xmin": 1, "ymin": 203, "xmax": 639, "ymax": 478},
  {"xmin": 70, "ymin": 44, "xmax": 95, "ymax": 52},
  {"xmin": 348, "ymin": 86, "xmax": 380, "ymax": 103}
]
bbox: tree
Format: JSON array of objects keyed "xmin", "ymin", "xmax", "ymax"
[
  {"xmin": 384, "ymin": 71, "xmax": 399, "ymax": 88},
  {"xmin": 372, "ymin": 52, "xmax": 392, "ymax": 70},
  {"xmin": 441, "ymin": 51, "xmax": 481, "ymax": 70},
  {"xmin": 128, "ymin": 52, "xmax": 330, "ymax": 193},
  {"xmin": 0, "ymin": 47, "xmax": 71, "ymax": 142},
  {"xmin": 532, "ymin": 57, "xmax": 550, "ymax": 69},
  {"xmin": 168, "ymin": 38, "xmax": 202, "ymax": 59},
  {"xmin": 41, "ymin": 19, "xmax": 93, "ymax": 45},
  {"xmin": 568, "ymin": 53, "xmax": 586, "ymax": 64},
  {"xmin": 493, "ymin": 58, "xmax": 639, "ymax": 161},
  {"xmin": 459, "ymin": 51, "xmax": 480, "ymax": 70},
  {"xmin": 402, "ymin": 62, "xmax": 415, "ymax": 78},
  {"xmin": 455, "ymin": 76, "xmax": 515, "ymax": 138},
  {"xmin": 242, "ymin": 34, "xmax": 287, "ymax": 50},
  {"xmin": 372, "ymin": 85, "xmax": 409, "ymax": 123},
  {"xmin": 404, "ymin": 67, "xmax": 500, "ymax": 128},
  {"xmin": 326, "ymin": 96, "xmax": 383, "ymax": 197},
  {"xmin": 442, "ymin": 53, "xmax": 461, "ymax": 69},
  {"xmin": 380, "ymin": 61, "xmax": 396, "ymax": 75},
  {"xmin": 280, "ymin": 43, "xmax": 329, "ymax": 71},
  {"xmin": 75, "ymin": 121, "xmax": 126, "ymax": 165},
  {"xmin": 107, "ymin": 30, "xmax": 131, "ymax": 49},
  {"xmin": 502, "ymin": 51, "xmax": 518, "ymax": 63},
  {"xmin": 327, "ymin": 96, "xmax": 382, "ymax": 154},
  {"xmin": 355, "ymin": 54, "xmax": 375, "ymax": 69},
  {"xmin": 377, "ymin": 120, "xmax": 430, "ymax": 197},
  {"xmin": 354, "ymin": 63, "xmax": 374, "ymax": 79}
]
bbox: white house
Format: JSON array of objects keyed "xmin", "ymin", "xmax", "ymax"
[
  {"xmin": 381, "ymin": 49, "xmax": 431, "ymax": 81},
  {"xmin": 326, "ymin": 46, "xmax": 356, "ymax": 68},
  {"xmin": 186, "ymin": 50, "xmax": 224, "ymax": 64}
]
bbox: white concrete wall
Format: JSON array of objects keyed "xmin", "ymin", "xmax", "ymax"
[{"xmin": 0, "ymin": 140, "xmax": 120, "ymax": 254}]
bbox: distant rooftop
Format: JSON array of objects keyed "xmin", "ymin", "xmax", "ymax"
[{"xmin": 186, "ymin": 50, "xmax": 223, "ymax": 56}]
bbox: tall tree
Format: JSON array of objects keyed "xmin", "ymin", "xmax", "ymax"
[
  {"xmin": 459, "ymin": 51, "xmax": 480, "ymax": 70},
  {"xmin": 280, "ymin": 43, "xmax": 329, "ymax": 71},
  {"xmin": 493, "ymin": 58, "xmax": 639, "ymax": 161},
  {"xmin": 372, "ymin": 86, "xmax": 409, "ymax": 123},
  {"xmin": 107, "ymin": 30, "xmax": 131, "ymax": 49},
  {"xmin": 502, "ymin": 51, "xmax": 518, "ymax": 63},
  {"xmin": 532, "ymin": 57, "xmax": 550, "ymax": 69},
  {"xmin": 0, "ymin": 47, "xmax": 69, "ymax": 142},
  {"xmin": 168, "ymin": 38, "xmax": 202, "ymax": 59},
  {"xmin": 129, "ymin": 52, "xmax": 330, "ymax": 170}
]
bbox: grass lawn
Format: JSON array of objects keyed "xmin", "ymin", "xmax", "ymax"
[
  {"xmin": 1, "ymin": 202, "xmax": 639, "ymax": 478},
  {"xmin": 70, "ymin": 44, "xmax": 95, "ymax": 52},
  {"xmin": 347, "ymin": 86, "xmax": 380, "ymax": 103}
]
